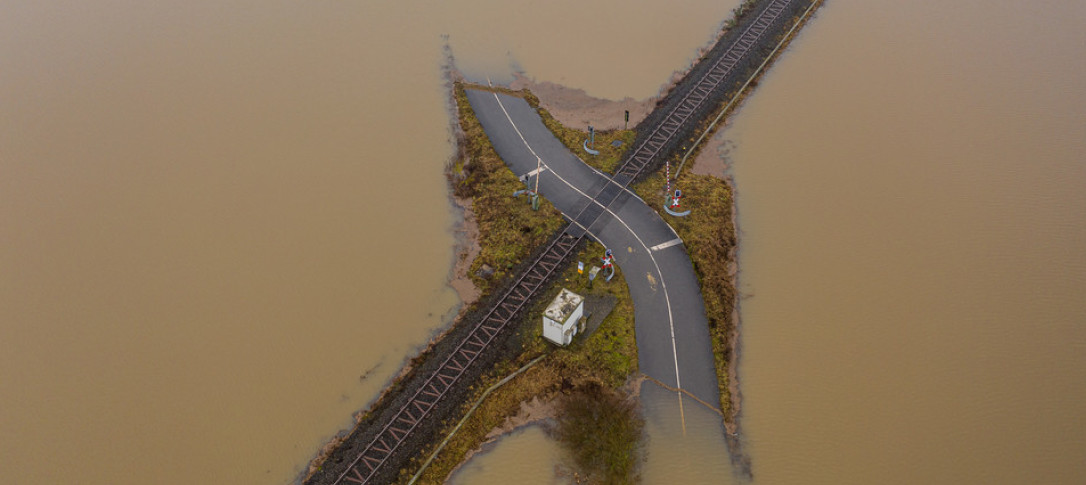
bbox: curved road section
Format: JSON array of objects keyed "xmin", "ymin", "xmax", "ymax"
[{"xmin": 465, "ymin": 88, "xmax": 720, "ymax": 415}]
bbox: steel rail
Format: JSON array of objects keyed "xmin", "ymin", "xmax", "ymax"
[
  {"xmin": 565, "ymin": 0, "xmax": 791, "ymax": 237},
  {"xmin": 613, "ymin": 0, "xmax": 789, "ymax": 181},
  {"xmin": 674, "ymin": 0, "xmax": 824, "ymax": 179},
  {"xmin": 332, "ymin": 232, "xmax": 579, "ymax": 485}
]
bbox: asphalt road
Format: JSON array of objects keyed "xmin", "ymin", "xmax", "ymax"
[{"xmin": 465, "ymin": 88, "xmax": 721, "ymax": 411}]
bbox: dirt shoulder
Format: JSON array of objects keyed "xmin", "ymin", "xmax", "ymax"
[{"xmin": 447, "ymin": 195, "xmax": 481, "ymax": 305}]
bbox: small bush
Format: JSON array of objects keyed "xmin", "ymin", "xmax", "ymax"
[{"xmin": 551, "ymin": 382, "xmax": 643, "ymax": 485}]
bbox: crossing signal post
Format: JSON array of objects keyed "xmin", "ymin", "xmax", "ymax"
[
  {"xmin": 670, "ymin": 189, "xmax": 682, "ymax": 209},
  {"xmin": 513, "ymin": 156, "xmax": 543, "ymax": 210},
  {"xmin": 532, "ymin": 155, "xmax": 541, "ymax": 211},
  {"xmin": 601, "ymin": 248, "xmax": 616, "ymax": 282},
  {"xmin": 583, "ymin": 126, "xmax": 600, "ymax": 156},
  {"xmin": 663, "ymin": 160, "xmax": 692, "ymax": 217}
]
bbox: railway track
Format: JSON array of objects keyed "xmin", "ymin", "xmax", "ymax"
[
  {"xmin": 614, "ymin": 0, "xmax": 791, "ymax": 184},
  {"xmin": 567, "ymin": 0, "xmax": 791, "ymax": 237},
  {"xmin": 323, "ymin": 1, "xmax": 800, "ymax": 483},
  {"xmin": 333, "ymin": 233, "xmax": 580, "ymax": 485}
]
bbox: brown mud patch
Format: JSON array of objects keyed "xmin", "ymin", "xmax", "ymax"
[
  {"xmin": 484, "ymin": 395, "xmax": 559, "ymax": 441},
  {"xmin": 690, "ymin": 129, "xmax": 737, "ymax": 178},
  {"xmin": 509, "ymin": 73, "xmax": 655, "ymax": 131},
  {"xmin": 504, "ymin": 2, "xmax": 750, "ymax": 134},
  {"xmin": 448, "ymin": 195, "xmax": 481, "ymax": 306}
]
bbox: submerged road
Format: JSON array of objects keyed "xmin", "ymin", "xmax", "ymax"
[{"xmin": 465, "ymin": 88, "xmax": 721, "ymax": 414}]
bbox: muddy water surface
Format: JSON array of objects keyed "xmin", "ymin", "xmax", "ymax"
[
  {"xmin": 16, "ymin": 0, "xmax": 1075, "ymax": 483},
  {"xmin": 0, "ymin": 0, "xmax": 738, "ymax": 483},
  {"xmin": 720, "ymin": 0, "xmax": 1086, "ymax": 483},
  {"xmin": 1, "ymin": 2, "xmax": 460, "ymax": 483},
  {"xmin": 447, "ymin": 426, "xmax": 568, "ymax": 485}
]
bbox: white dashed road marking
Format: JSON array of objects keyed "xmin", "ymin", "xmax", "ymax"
[{"xmin": 650, "ymin": 238, "xmax": 684, "ymax": 252}]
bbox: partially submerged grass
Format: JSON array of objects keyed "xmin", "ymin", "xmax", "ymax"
[{"xmin": 552, "ymin": 381, "xmax": 643, "ymax": 485}]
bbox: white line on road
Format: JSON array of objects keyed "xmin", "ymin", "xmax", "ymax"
[
  {"xmin": 650, "ymin": 238, "xmax": 684, "ymax": 252},
  {"xmin": 574, "ymin": 154, "xmax": 646, "ymax": 204},
  {"xmin": 483, "ymin": 78, "xmax": 644, "ymax": 204},
  {"xmin": 489, "ymin": 90, "xmax": 688, "ymax": 430}
]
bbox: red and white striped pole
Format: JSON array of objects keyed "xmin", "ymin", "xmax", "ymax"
[{"xmin": 665, "ymin": 161, "xmax": 671, "ymax": 199}]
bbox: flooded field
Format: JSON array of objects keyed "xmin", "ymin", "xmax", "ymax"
[
  {"xmin": 447, "ymin": 426, "xmax": 568, "ymax": 485},
  {"xmin": 721, "ymin": 0, "xmax": 1086, "ymax": 483}
]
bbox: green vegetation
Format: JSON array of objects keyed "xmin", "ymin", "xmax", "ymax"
[
  {"xmin": 451, "ymin": 83, "xmax": 566, "ymax": 293},
  {"xmin": 552, "ymin": 382, "xmax": 643, "ymax": 485},
  {"xmin": 528, "ymin": 96, "xmax": 636, "ymax": 174},
  {"xmin": 527, "ymin": 242, "xmax": 639, "ymax": 390}
]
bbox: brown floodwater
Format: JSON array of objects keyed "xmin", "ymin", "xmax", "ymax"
[
  {"xmin": 0, "ymin": 0, "xmax": 737, "ymax": 483},
  {"xmin": 721, "ymin": 0, "xmax": 1086, "ymax": 483},
  {"xmin": 0, "ymin": 1, "xmax": 462, "ymax": 483},
  {"xmin": 448, "ymin": 426, "xmax": 568, "ymax": 485},
  {"xmin": 10, "ymin": 0, "xmax": 1079, "ymax": 483}
]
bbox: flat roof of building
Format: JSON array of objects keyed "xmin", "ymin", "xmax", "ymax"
[{"xmin": 544, "ymin": 288, "xmax": 584, "ymax": 323}]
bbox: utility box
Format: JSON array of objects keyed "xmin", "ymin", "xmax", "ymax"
[{"xmin": 542, "ymin": 288, "xmax": 585, "ymax": 346}]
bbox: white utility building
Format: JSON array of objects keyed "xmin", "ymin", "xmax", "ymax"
[{"xmin": 542, "ymin": 288, "xmax": 585, "ymax": 346}]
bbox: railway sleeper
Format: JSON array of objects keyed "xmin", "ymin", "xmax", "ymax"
[
  {"xmin": 373, "ymin": 437, "xmax": 392, "ymax": 454},
  {"xmin": 458, "ymin": 346, "xmax": 478, "ymax": 360},
  {"xmin": 345, "ymin": 467, "xmax": 366, "ymax": 483},
  {"xmin": 395, "ymin": 409, "xmax": 419, "ymax": 427},
  {"xmin": 435, "ymin": 372, "xmax": 456, "ymax": 389},
  {"xmin": 420, "ymin": 382, "xmax": 442, "ymax": 399},
  {"xmin": 446, "ymin": 355, "xmax": 467, "ymax": 372},
  {"xmin": 412, "ymin": 399, "xmax": 432, "ymax": 414},
  {"xmin": 362, "ymin": 455, "xmax": 382, "ymax": 472},
  {"xmin": 387, "ymin": 426, "xmax": 406, "ymax": 442}
]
